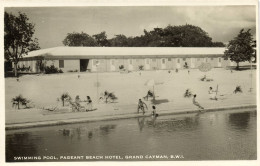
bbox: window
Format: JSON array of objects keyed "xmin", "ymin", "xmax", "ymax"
[
  {"xmin": 183, "ymin": 58, "xmax": 186, "ymax": 61},
  {"xmin": 59, "ymin": 60, "xmax": 64, "ymax": 68},
  {"xmin": 111, "ymin": 60, "xmax": 115, "ymax": 65},
  {"xmin": 152, "ymin": 59, "xmax": 156, "ymax": 62},
  {"xmin": 177, "ymin": 59, "xmax": 180, "ymax": 63},
  {"xmin": 205, "ymin": 58, "xmax": 208, "ymax": 62},
  {"xmin": 129, "ymin": 59, "xmax": 132, "ymax": 65},
  {"xmin": 168, "ymin": 58, "xmax": 171, "ymax": 61},
  {"xmin": 219, "ymin": 58, "xmax": 222, "ymax": 62},
  {"xmin": 146, "ymin": 59, "xmax": 150, "ymax": 64},
  {"xmin": 162, "ymin": 59, "xmax": 166, "ymax": 64},
  {"xmin": 211, "ymin": 57, "xmax": 214, "ymax": 61}
]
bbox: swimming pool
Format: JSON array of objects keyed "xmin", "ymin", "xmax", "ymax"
[{"xmin": 6, "ymin": 109, "xmax": 256, "ymax": 161}]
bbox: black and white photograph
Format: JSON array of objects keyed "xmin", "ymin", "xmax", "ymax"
[{"xmin": 1, "ymin": 0, "xmax": 259, "ymax": 165}]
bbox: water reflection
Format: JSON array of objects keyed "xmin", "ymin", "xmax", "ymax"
[
  {"xmin": 139, "ymin": 114, "xmax": 200, "ymax": 132},
  {"xmin": 58, "ymin": 124, "xmax": 117, "ymax": 140},
  {"xmin": 228, "ymin": 112, "xmax": 251, "ymax": 130},
  {"xmin": 99, "ymin": 124, "xmax": 117, "ymax": 135},
  {"xmin": 137, "ymin": 117, "xmax": 145, "ymax": 131},
  {"xmin": 5, "ymin": 110, "xmax": 256, "ymax": 161},
  {"xmin": 88, "ymin": 131, "xmax": 93, "ymax": 139},
  {"xmin": 6, "ymin": 132, "xmax": 41, "ymax": 161}
]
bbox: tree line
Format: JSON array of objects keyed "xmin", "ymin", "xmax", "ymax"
[{"xmin": 63, "ymin": 24, "xmax": 225, "ymax": 47}]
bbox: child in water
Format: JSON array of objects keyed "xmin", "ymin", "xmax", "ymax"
[{"xmin": 152, "ymin": 105, "xmax": 159, "ymax": 117}]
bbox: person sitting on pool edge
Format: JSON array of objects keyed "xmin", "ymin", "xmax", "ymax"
[
  {"xmin": 86, "ymin": 96, "xmax": 92, "ymax": 111},
  {"xmin": 192, "ymin": 94, "xmax": 204, "ymax": 110},
  {"xmin": 208, "ymin": 87, "xmax": 218, "ymax": 100}
]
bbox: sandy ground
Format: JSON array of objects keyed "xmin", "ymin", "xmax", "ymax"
[{"xmin": 5, "ymin": 68, "xmax": 257, "ymax": 126}]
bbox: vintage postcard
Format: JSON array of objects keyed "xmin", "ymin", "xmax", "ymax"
[{"xmin": 1, "ymin": 0, "xmax": 259, "ymax": 166}]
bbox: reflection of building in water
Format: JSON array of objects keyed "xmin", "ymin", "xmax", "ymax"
[
  {"xmin": 17, "ymin": 47, "xmax": 251, "ymax": 73},
  {"xmin": 6, "ymin": 132, "xmax": 41, "ymax": 161},
  {"xmin": 144, "ymin": 115, "xmax": 200, "ymax": 132},
  {"xmin": 228, "ymin": 112, "xmax": 251, "ymax": 130},
  {"xmin": 59, "ymin": 124, "xmax": 117, "ymax": 141},
  {"xmin": 99, "ymin": 124, "xmax": 117, "ymax": 135}
]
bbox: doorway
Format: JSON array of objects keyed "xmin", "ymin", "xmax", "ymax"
[{"xmin": 80, "ymin": 59, "xmax": 89, "ymax": 72}]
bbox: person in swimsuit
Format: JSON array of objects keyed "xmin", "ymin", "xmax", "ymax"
[
  {"xmin": 137, "ymin": 99, "xmax": 148, "ymax": 114},
  {"xmin": 193, "ymin": 94, "xmax": 204, "ymax": 110}
]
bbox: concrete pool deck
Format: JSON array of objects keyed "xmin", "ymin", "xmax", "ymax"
[
  {"xmin": 5, "ymin": 69, "xmax": 257, "ymax": 130},
  {"xmin": 6, "ymin": 93, "xmax": 256, "ymax": 130}
]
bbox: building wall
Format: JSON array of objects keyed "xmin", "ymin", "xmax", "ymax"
[
  {"xmin": 64, "ymin": 60, "xmax": 80, "ymax": 72},
  {"xmin": 19, "ymin": 56, "xmax": 252, "ymax": 73}
]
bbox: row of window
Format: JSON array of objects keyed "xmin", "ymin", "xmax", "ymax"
[
  {"xmin": 111, "ymin": 57, "xmax": 222, "ymax": 65},
  {"xmin": 58, "ymin": 58, "xmax": 223, "ymax": 68}
]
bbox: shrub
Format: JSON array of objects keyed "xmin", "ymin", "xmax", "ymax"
[
  {"xmin": 184, "ymin": 89, "xmax": 193, "ymax": 98},
  {"xmin": 101, "ymin": 91, "xmax": 118, "ymax": 103},
  {"xmin": 12, "ymin": 95, "xmax": 30, "ymax": 109},
  {"xmin": 60, "ymin": 93, "xmax": 71, "ymax": 106},
  {"xmin": 183, "ymin": 62, "xmax": 189, "ymax": 69},
  {"xmin": 234, "ymin": 86, "xmax": 242, "ymax": 93},
  {"xmin": 139, "ymin": 65, "xmax": 144, "ymax": 71},
  {"xmin": 200, "ymin": 75, "xmax": 213, "ymax": 82},
  {"xmin": 119, "ymin": 65, "xmax": 124, "ymax": 70},
  {"xmin": 45, "ymin": 65, "xmax": 63, "ymax": 74},
  {"xmin": 67, "ymin": 69, "xmax": 78, "ymax": 73}
]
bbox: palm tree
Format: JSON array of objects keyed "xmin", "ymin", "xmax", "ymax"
[
  {"xmin": 12, "ymin": 95, "xmax": 28, "ymax": 109},
  {"xmin": 60, "ymin": 93, "xmax": 71, "ymax": 106}
]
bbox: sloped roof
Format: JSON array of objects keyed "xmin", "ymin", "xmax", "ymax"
[{"xmin": 23, "ymin": 46, "xmax": 226, "ymax": 59}]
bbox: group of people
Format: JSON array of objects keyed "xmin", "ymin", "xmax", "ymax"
[
  {"xmin": 138, "ymin": 86, "xmax": 218, "ymax": 115},
  {"xmin": 73, "ymin": 95, "xmax": 93, "ymax": 112},
  {"xmin": 137, "ymin": 99, "xmax": 158, "ymax": 117},
  {"xmin": 192, "ymin": 86, "xmax": 218, "ymax": 110}
]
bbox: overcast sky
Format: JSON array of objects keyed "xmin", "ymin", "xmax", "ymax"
[{"xmin": 5, "ymin": 6, "xmax": 256, "ymax": 49}]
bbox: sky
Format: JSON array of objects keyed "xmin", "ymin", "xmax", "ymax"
[{"xmin": 5, "ymin": 6, "xmax": 256, "ymax": 49}]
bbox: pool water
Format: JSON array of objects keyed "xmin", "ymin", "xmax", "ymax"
[{"xmin": 6, "ymin": 109, "xmax": 257, "ymax": 161}]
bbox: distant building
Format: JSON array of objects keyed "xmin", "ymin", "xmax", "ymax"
[{"xmin": 17, "ymin": 47, "xmax": 244, "ymax": 73}]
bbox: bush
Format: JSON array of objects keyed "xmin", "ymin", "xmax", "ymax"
[
  {"xmin": 12, "ymin": 95, "xmax": 31, "ymax": 109},
  {"xmin": 184, "ymin": 89, "xmax": 193, "ymax": 98},
  {"xmin": 45, "ymin": 65, "xmax": 63, "ymax": 74},
  {"xmin": 67, "ymin": 69, "xmax": 78, "ymax": 73},
  {"xmin": 234, "ymin": 86, "xmax": 242, "ymax": 93},
  {"xmin": 139, "ymin": 65, "xmax": 144, "ymax": 71},
  {"xmin": 183, "ymin": 62, "xmax": 189, "ymax": 69},
  {"xmin": 100, "ymin": 91, "xmax": 118, "ymax": 103},
  {"xmin": 119, "ymin": 65, "xmax": 124, "ymax": 70},
  {"xmin": 60, "ymin": 92, "xmax": 71, "ymax": 106},
  {"xmin": 200, "ymin": 75, "xmax": 213, "ymax": 82}
]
